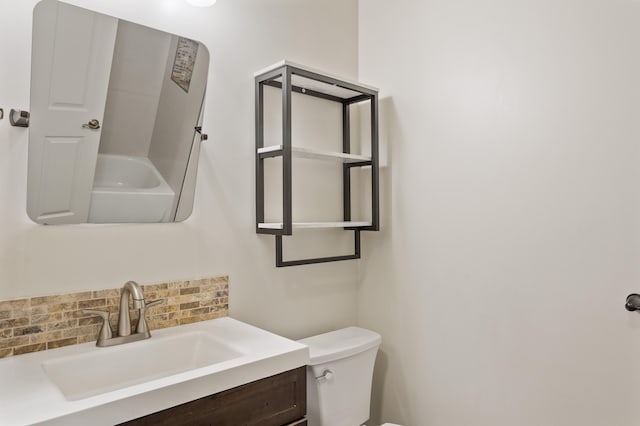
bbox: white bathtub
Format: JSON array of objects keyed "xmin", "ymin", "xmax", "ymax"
[{"xmin": 88, "ymin": 154, "xmax": 175, "ymax": 223}]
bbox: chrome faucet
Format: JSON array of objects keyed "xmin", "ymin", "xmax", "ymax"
[{"xmin": 83, "ymin": 281, "xmax": 162, "ymax": 347}]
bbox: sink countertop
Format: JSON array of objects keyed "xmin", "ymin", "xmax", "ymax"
[{"xmin": 0, "ymin": 317, "xmax": 309, "ymax": 426}]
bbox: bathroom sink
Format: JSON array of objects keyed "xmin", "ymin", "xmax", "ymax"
[
  {"xmin": 0, "ymin": 317, "xmax": 309, "ymax": 426},
  {"xmin": 42, "ymin": 330, "xmax": 242, "ymax": 400}
]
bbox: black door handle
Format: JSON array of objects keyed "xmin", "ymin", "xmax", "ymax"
[{"xmin": 625, "ymin": 294, "xmax": 640, "ymax": 312}]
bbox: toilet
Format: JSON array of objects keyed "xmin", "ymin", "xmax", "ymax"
[{"xmin": 298, "ymin": 327, "xmax": 401, "ymax": 426}]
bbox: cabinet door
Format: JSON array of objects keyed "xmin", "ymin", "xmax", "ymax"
[{"xmin": 120, "ymin": 367, "xmax": 306, "ymax": 426}]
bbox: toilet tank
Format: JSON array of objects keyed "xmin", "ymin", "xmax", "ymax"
[{"xmin": 298, "ymin": 327, "xmax": 381, "ymax": 426}]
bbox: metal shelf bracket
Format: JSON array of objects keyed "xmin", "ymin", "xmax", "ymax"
[{"xmin": 275, "ymin": 230, "xmax": 361, "ymax": 267}]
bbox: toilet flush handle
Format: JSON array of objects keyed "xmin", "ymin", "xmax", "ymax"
[{"xmin": 316, "ymin": 369, "xmax": 334, "ymax": 382}]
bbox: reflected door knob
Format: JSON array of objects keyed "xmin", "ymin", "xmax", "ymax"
[{"xmin": 82, "ymin": 119, "xmax": 101, "ymax": 130}]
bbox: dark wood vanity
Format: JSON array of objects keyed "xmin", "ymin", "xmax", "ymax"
[{"xmin": 119, "ymin": 367, "xmax": 307, "ymax": 426}]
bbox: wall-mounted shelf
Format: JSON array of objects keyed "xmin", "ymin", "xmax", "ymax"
[{"xmin": 255, "ymin": 60, "xmax": 379, "ymax": 267}]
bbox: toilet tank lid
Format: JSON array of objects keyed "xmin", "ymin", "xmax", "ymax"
[{"xmin": 298, "ymin": 327, "xmax": 381, "ymax": 365}]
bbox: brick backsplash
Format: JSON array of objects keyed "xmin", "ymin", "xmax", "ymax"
[{"xmin": 0, "ymin": 276, "xmax": 229, "ymax": 359}]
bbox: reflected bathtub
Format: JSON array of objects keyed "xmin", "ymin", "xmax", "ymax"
[{"xmin": 88, "ymin": 154, "xmax": 175, "ymax": 223}]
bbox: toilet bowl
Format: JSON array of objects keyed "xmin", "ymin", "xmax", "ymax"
[{"xmin": 298, "ymin": 327, "xmax": 402, "ymax": 426}]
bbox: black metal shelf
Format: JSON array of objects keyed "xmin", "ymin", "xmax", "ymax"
[{"xmin": 255, "ymin": 60, "xmax": 380, "ymax": 267}]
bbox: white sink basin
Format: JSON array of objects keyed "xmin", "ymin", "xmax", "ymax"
[
  {"xmin": 0, "ymin": 317, "xmax": 309, "ymax": 426},
  {"xmin": 42, "ymin": 330, "xmax": 243, "ymax": 400}
]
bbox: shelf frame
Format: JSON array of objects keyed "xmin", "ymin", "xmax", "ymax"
[
  {"xmin": 276, "ymin": 230, "xmax": 361, "ymax": 267},
  {"xmin": 255, "ymin": 61, "xmax": 379, "ymax": 266}
]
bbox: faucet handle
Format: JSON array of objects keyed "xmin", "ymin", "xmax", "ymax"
[
  {"xmin": 82, "ymin": 309, "xmax": 113, "ymax": 343},
  {"xmin": 135, "ymin": 299, "xmax": 164, "ymax": 335}
]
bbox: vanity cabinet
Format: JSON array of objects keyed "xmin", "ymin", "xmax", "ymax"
[
  {"xmin": 119, "ymin": 367, "xmax": 306, "ymax": 426},
  {"xmin": 255, "ymin": 60, "xmax": 380, "ymax": 267}
]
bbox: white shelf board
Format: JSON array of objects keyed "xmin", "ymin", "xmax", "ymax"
[
  {"xmin": 258, "ymin": 221, "xmax": 372, "ymax": 230},
  {"xmin": 258, "ymin": 145, "xmax": 371, "ymax": 163}
]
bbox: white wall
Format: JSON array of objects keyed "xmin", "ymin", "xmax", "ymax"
[
  {"xmin": 358, "ymin": 1, "xmax": 640, "ymax": 425},
  {"xmin": 0, "ymin": 0, "xmax": 359, "ymax": 339}
]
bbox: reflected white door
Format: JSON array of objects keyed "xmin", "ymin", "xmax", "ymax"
[{"xmin": 28, "ymin": 0, "xmax": 117, "ymax": 224}]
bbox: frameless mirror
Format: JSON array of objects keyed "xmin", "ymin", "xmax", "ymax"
[{"xmin": 27, "ymin": 0, "xmax": 210, "ymax": 224}]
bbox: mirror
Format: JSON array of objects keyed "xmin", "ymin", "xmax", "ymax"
[{"xmin": 27, "ymin": 0, "xmax": 210, "ymax": 224}]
